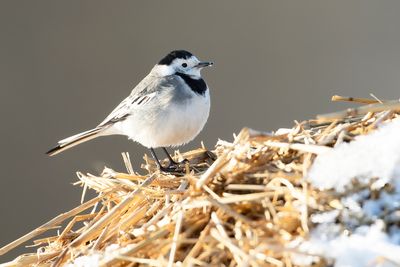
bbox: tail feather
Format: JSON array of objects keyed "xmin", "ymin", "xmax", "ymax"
[{"xmin": 46, "ymin": 128, "xmax": 102, "ymax": 156}]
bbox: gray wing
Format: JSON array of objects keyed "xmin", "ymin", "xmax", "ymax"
[{"xmin": 97, "ymin": 74, "xmax": 189, "ymax": 127}]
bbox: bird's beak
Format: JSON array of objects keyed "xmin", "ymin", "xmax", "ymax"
[{"xmin": 196, "ymin": 61, "xmax": 214, "ymax": 68}]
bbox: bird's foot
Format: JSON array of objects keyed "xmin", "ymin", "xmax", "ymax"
[
  {"xmin": 150, "ymin": 148, "xmax": 190, "ymax": 173},
  {"xmin": 158, "ymin": 165, "xmax": 178, "ymax": 173},
  {"xmin": 158, "ymin": 159, "xmax": 189, "ymax": 173},
  {"xmin": 168, "ymin": 158, "xmax": 189, "ymax": 168}
]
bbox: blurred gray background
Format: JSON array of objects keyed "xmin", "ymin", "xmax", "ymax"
[{"xmin": 1, "ymin": 0, "xmax": 400, "ymax": 261}]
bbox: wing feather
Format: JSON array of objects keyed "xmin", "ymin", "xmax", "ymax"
[
  {"xmin": 97, "ymin": 91, "xmax": 157, "ymax": 127},
  {"xmin": 97, "ymin": 75, "xmax": 181, "ymax": 128}
]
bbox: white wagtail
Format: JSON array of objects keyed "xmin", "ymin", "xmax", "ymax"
[{"xmin": 47, "ymin": 50, "xmax": 213, "ymax": 172}]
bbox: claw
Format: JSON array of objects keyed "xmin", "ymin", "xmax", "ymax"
[
  {"xmin": 150, "ymin": 147, "xmax": 190, "ymax": 173},
  {"xmin": 158, "ymin": 165, "xmax": 179, "ymax": 173},
  {"xmin": 164, "ymin": 158, "xmax": 189, "ymax": 173}
]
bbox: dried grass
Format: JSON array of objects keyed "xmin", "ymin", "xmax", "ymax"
[{"xmin": 1, "ymin": 95, "xmax": 399, "ymax": 266}]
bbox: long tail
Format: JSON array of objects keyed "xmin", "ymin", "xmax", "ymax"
[{"xmin": 46, "ymin": 128, "xmax": 103, "ymax": 156}]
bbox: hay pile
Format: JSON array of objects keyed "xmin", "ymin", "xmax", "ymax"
[{"xmin": 1, "ymin": 95, "xmax": 400, "ymax": 267}]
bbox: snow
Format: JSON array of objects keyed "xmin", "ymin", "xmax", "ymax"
[
  {"xmin": 65, "ymin": 254, "xmax": 101, "ymax": 267},
  {"xmin": 296, "ymin": 118, "xmax": 400, "ymax": 267},
  {"xmin": 308, "ymin": 118, "xmax": 400, "ymax": 192},
  {"xmin": 64, "ymin": 244, "xmax": 120, "ymax": 266},
  {"xmin": 293, "ymin": 222, "xmax": 400, "ymax": 267}
]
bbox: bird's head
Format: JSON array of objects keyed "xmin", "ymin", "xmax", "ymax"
[{"xmin": 152, "ymin": 50, "xmax": 213, "ymax": 78}]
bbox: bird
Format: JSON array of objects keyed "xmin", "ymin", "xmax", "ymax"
[{"xmin": 47, "ymin": 50, "xmax": 213, "ymax": 172}]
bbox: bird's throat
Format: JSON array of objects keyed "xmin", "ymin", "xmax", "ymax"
[{"xmin": 175, "ymin": 73, "xmax": 208, "ymax": 96}]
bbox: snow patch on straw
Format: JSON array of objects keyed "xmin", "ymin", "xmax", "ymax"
[
  {"xmin": 299, "ymin": 117, "xmax": 400, "ymax": 266},
  {"xmin": 308, "ymin": 118, "xmax": 400, "ymax": 192},
  {"xmin": 65, "ymin": 244, "xmax": 120, "ymax": 267},
  {"xmin": 293, "ymin": 221, "xmax": 400, "ymax": 267}
]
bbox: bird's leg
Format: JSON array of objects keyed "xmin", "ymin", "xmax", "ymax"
[
  {"xmin": 162, "ymin": 147, "xmax": 179, "ymax": 166},
  {"xmin": 149, "ymin": 148, "xmax": 174, "ymax": 172},
  {"xmin": 162, "ymin": 147, "xmax": 189, "ymax": 168}
]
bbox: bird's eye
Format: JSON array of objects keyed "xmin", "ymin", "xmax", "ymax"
[{"xmin": 181, "ymin": 63, "xmax": 187, "ymax": 68}]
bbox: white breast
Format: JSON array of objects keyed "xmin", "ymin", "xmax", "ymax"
[{"xmin": 114, "ymin": 90, "xmax": 210, "ymax": 148}]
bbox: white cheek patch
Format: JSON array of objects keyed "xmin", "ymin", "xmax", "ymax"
[
  {"xmin": 174, "ymin": 57, "xmax": 202, "ymax": 77},
  {"xmin": 187, "ymin": 68, "xmax": 202, "ymax": 77}
]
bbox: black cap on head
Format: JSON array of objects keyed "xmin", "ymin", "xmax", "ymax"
[{"xmin": 158, "ymin": 50, "xmax": 193, "ymax": 65}]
